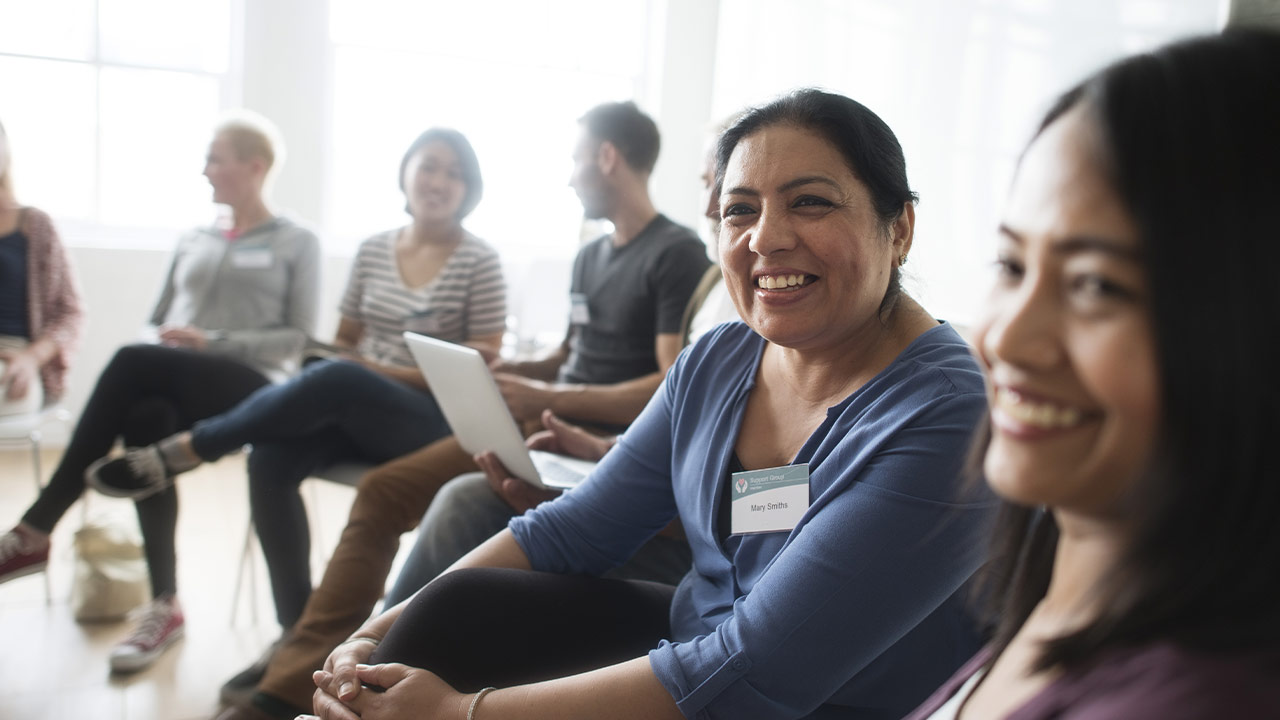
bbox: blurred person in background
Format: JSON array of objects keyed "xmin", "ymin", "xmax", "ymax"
[
  {"xmin": 0, "ymin": 117, "xmax": 82, "ymax": 419},
  {"xmin": 0, "ymin": 111, "xmax": 318, "ymax": 674}
]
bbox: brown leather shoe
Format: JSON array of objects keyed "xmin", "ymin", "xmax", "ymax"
[{"xmin": 219, "ymin": 635, "xmax": 286, "ymax": 707}]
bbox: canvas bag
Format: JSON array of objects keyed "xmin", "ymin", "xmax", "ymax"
[{"xmin": 71, "ymin": 521, "xmax": 150, "ymax": 622}]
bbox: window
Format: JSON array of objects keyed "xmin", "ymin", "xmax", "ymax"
[
  {"xmin": 0, "ymin": 0, "xmax": 234, "ymax": 244},
  {"xmin": 327, "ymin": 0, "xmax": 655, "ymax": 345}
]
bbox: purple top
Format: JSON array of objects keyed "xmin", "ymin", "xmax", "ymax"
[{"xmin": 904, "ymin": 642, "xmax": 1280, "ymax": 720}]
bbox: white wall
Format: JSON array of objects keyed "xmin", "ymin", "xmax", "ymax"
[
  {"xmin": 645, "ymin": 0, "xmax": 722, "ymax": 242},
  {"xmin": 239, "ymin": 0, "xmax": 332, "ymax": 229},
  {"xmin": 1227, "ymin": 0, "xmax": 1280, "ymax": 26}
]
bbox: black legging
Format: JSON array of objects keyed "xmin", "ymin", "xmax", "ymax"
[
  {"xmin": 22, "ymin": 343, "xmax": 270, "ymax": 597},
  {"xmin": 370, "ymin": 568, "xmax": 675, "ymax": 692}
]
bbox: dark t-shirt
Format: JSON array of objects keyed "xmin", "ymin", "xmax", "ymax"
[
  {"xmin": 558, "ymin": 214, "xmax": 709, "ymax": 386},
  {"xmin": 0, "ymin": 230, "xmax": 30, "ymax": 338}
]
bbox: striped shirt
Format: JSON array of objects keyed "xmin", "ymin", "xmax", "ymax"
[{"xmin": 339, "ymin": 230, "xmax": 507, "ymax": 368}]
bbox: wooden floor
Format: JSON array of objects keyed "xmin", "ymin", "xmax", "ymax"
[{"xmin": 0, "ymin": 446, "xmax": 397, "ymax": 720}]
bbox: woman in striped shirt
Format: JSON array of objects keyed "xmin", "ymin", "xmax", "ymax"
[{"xmin": 88, "ymin": 128, "xmax": 507, "ymax": 638}]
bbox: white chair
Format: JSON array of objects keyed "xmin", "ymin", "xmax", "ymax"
[
  {"xmin": 0, "ymin": 404, "xmax": 71, "ymax": 603},
  {"xmin": 230, "ymin": 461, "xmax": 372, "ymax": 625}
]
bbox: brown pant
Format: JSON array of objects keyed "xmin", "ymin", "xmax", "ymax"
[{"xmin": 257, "ymin": 435, "xmax": 479, "ymax": 709}]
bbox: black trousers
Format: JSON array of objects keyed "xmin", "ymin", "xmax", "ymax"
[
  {"xmin": 370, "ymin": 568, "xmax": 676, "ymax": 693},
  {"xmin": 22, "ymin": 344, "xmax": 269, "ymax": 597}
]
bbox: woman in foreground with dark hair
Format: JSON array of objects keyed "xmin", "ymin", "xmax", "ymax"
[
  {"xmin": 304, "ymin": 89, "xmax": 995, "ymax": 720},
  {"xmin": 906, "ymin": 29, "xmax": 1280, "ymax": 719}
]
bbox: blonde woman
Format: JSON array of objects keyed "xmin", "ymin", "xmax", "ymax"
[{"xmin": 0, "ymin": 112, "xmax": 320, "ymax": 674}]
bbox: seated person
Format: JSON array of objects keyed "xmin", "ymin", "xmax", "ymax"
[
  {"xmin": 906, "ymin": 29, "xmax": 1280, "ymax": 720},
  {"xmin": 213, "ymin": 101, "xmax": 711, "ymax": 720},
  {"xmin": 0, "ymin": 116, "xmax": 82, "ymax": 419},
  {"xmin": 385, "ymin": 118, "xmax": 741, "ymax": 603},
  {"xmin": 311, "ymin": 89, "xmax": 995, "ymax": 720},
  {"xmin": 0, "ymin": 112, "xmax": 315, "ymax": 674},
  {"xmin": 678, "ymin": 113, "xmax": 741, "ymax": 348},
  {"xmin": 89, "ymin": 127, "xmax": 507, "ymax": 652}
]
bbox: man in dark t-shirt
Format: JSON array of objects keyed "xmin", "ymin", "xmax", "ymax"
[
  {"xmin": 489, "ymin": 101, "xmax": 708, "ymax": 433},
  {"xmin": 561, "ymin": 214, "xmax": 707, "ymax": 387},
  {"xmin": 215, "ymin": 101, "xmax": 708, "ymax": 720}
]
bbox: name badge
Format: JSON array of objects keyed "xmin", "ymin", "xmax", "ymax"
[
  {"xmin": 232, "ymin": 246, "xmax": 274, "ymax": 269},
  {"xmin": 569, "ymin": 293, "xmax": 590, "ymax": 325},
  {"xmin": 730, "ymin": 463, "xmax": 809, "ymax": 535},
  {"xmin": 405, "ymin": 310, "xmax": 441, "ymax": 335}
]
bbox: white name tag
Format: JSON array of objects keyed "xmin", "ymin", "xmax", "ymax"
[
  {"xmin": 730, "ymin": 463, "xmax": 809, "ymax": 535},
  {"xmin": 569, "ymin": 293, "xmax": 590, "ymax": 325},
  {"xmin": 232, "ymin": 246, "xmax": 274, "ymax": 269}
]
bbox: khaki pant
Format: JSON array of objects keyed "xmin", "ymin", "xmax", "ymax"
[{"xmin": 257, "ymin": 435, "xmax": 479, "ymax": 709}]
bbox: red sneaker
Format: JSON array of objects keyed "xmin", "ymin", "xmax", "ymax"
[
  {"xmin": 0, "ymin": 525, "xmax": 50, "ymax": 584},
  {"xmin": 109, "ymin": 595, "xmax": 185, "ymax": 673}
]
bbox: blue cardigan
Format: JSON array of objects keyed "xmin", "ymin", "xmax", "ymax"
[{"xmin": 511, "ymin": 321, "xmax": 995, "ymax": 719}]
